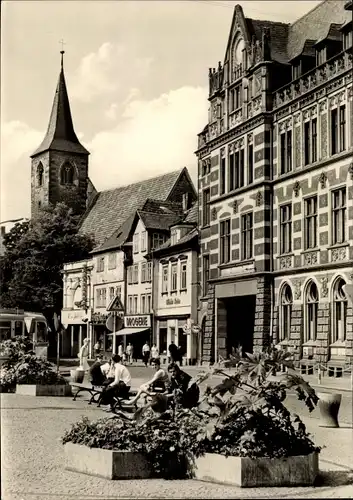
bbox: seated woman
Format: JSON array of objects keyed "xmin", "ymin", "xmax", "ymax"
[
  {"xmin": 167, "ymin": 363, "xmax": 200, "ymax": 409},
  {"xmin": 127, "ymin": 358, "xmax": 169, "ymax": 406}
]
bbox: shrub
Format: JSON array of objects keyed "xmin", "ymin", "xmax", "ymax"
[
  {"xmin": 0, "ymin": 337, "xmax": 35, "ymax": 392},
  {"xmin": 62, "ymin": 409, "xmax": 207, "ymax": 478},
  {"xmin": 1, "ymin": 354, "xmax": 66, "ymax": 388}
]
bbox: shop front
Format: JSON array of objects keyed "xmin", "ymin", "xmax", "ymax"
[
  {"xmin": 110, "ymin": 314, "xmax": 151, "ymax": 360},
  {"xmin": 156, "ymin": 316, "xmax": 196, "ymax": 365},
  {"xmin": 61, "ymin": 308, "xmax": 90, "ymax": 358},
  {"xmin": 91, "ymin": 312, "xmax": 111, "ymax": 355}
]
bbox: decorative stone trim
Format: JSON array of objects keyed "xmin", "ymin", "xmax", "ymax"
[
  {"xmin": 319, "ymin": 172, "xmax": 327, "ymax": 188},
  {"xmin": 293, "ymin": 181, "xmax": 301, "ymax": 197}
]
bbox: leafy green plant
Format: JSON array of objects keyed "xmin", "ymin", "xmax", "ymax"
[
  {"xmin": 1, "ymin": 353, "xmax": 67, "ymax": 389},
  {"xmin": 195, "ymin": 345, "xmax": 320, "ymax": 458},
  {"xmin": 62, "ymin": 409, "xmax": 208, "ymax": 478},
  {"xmin": 0, "ymin": 337, "xmax": 35, "ymax": 392}
]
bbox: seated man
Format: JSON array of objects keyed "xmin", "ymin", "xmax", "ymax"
[
  {"xmin": 167, "ymin": 363, "xmax": 199, "ymax": 409},
  {"xmin": 127, "ymin": 358, "xmax": 169, "ymax": 406},
  {"xmin": 89, "ymin": 355, "xmax": 105, "ymax": 386},
  {"xmin": 100, "ymin": 354, "xmax": 132, "ymax": 412}
]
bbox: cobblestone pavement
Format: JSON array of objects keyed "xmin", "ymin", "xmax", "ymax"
[{"xmin": 1, "ymin": 392, "xmax": 353, "ymax": 500}]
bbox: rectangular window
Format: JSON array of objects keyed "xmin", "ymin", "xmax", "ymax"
[
  {"xmin": 108, "ymin": 252, "xmax": 117, "ymax": 270},
  {"xmin": 238, "ymin": 149, "xmax": 244, "ymax": 187},
  {"xmin": 220, "ymin": 219, "xmax": 231, "ymax": 264},
  {"xmin": 141, "ymin": 262, "xmax": 147, "ymax": 283},
  {"xmin": 247, "ymin": 144, "xmax": 253, "ymax": 184},
  {"xmin": 235, "ymin": 86, "xmax": 241, "ymax": 109},
  {"xmin": 343, "ymin": 30, "xmax": 353, "ymax": 50},
  {"xmin": 141, "ymin": 231, "xmax": 147, "ymax": 252},
  {"xmin": 152, "ymin": 233, "xmax": 165, "ymax": 250},
  {"xmin": 147, "ymin": 294, "xmax": 152, "ymax": 313},
  {"xmin": 203, "ymin": 255, "xmax": 210, "ymax": 296},
  {"xmin": 229, "ymin": 152, "xmax": 235, "ymax": 191},
  {"xmin": 312, "ymin": 118, "xmax": 317, "ymax": 163},
  {"xmin": 316, "ymin": 48, "xmax": 326, "ymax": 66},
  {"xmin": 141, "ymin": 295, "xmax": 146, "ymax": 314},
  {"xmin": 115, "ymin": 286, "xmax": 121, "ymax": 300},
  {"xmin": 97, "ymin": 256, "xmax": 105, "ymax": 273},
  {"xmin": 234, "ymin": 151, "xmax": 239, "ymax": 189},
  {"xmin": 241, "ymin": 213, "xmax": 253, "ymax": 260},
  {"xmin": 171, "ymin": 229, "xmax": 178, "ymax": 246},
  {"xmin": 339, "ymin": 105, "xmax": 346, "ymax": 152},
  {"xmin": 96, "ymin": 288, "xmax": 107, "ymax": 308},
  {"xmin": 146, "ymin": 262, "xmax": 152, "ymax": 282},
  {"xmin": 171, "ymin": 263, "xmax": 178, "ymax": 291},
  {"xmin": 128, "ymin": 295, "xmax": 133, "ymax": 314},
  {"xmin": 220, "ymin": 156, "xmax": 226, "ymax": 195},
  {"xmin": 180, "ymin": 261, "xmax": 187, "ymax": 290},
  {"xmin": 109, "ymin": 286, "xmax": 115, "ymax": 302},
  {"xmin": 280, "ymin": 130, "xmax": 292, "ymax": 174},
  {"xmin": 292, "ymin": 61, "xmax": 301, "ymax": 79},
  {"xmin": 304, "ymin": 121, "xmax": 310, "ymax": 166},
  {"xmin": 133, "ymin": 233, "xmax": 139, "ymax": 253},
  {"xmin": 280, "ymin": 204, "xmax": 292, "ymax": 254},
  {"xmin": 133, "ymin": 295, "xmax": 138, "ymax": 314},
  {"xmin": 127, "ymin": 266, "xmax": 133, "ymax": 285},
  {"xmin": 331, "ymin": 108, "xmax": 338, "ymax": 155},
  {"xmin": 162, "ymin": 265, "xmax": 168, "ymax": 294},
  {"xmin": 202, "ymin": 188, "xmax": 211, "ymax": 226},
  {"xmin": 304, "ymin": 118, "xmax": 317, "ymax": 166},
  {"xmin": 304, "ymin": 197, "xmax": 317, "ymax": 249},
  {"xmin": 332, "ymin": 188, "xmax": 346, "ymax": 244},
  {"xmin": 133, "ymin": 264, "xmax": 139, "ymax": 284}
]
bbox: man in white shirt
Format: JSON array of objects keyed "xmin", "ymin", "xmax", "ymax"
[
  {"xmin": 142, "ymin": 342, "xmax": 150, "ymax": 367},
  {"xmin": 101, "ymin": 355, "xmax": 132, "ymax": 412}
]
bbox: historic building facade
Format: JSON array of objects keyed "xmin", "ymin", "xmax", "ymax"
[{"xmin": 196, "ymin": 0, "xmax": 353, "ymax": 371}]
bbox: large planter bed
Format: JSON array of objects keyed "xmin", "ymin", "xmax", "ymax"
[
  {"xmin": 64, "ymin": 443, "xmax": 153, "ymax": 479},
  {"xmin": 194, "ymin": 452, "xmax": 319, "ymax": 487},
  {"xmin": 16, "ymin": 384, "xmax": 72, "ymax": 397}
]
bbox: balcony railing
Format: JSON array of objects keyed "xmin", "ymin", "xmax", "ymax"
[{"xmin": 273, "ymin": 50, "xmax": 352, "ymax": 109}]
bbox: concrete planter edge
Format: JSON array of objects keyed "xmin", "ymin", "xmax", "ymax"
[
  {"xmin": 193, "ymin": 451, "xmax": 319, "ymax": 487},
  {"xmin": 64, "ymin": 443, "xmax": 153, "ymax": 479},
  {"xmin": 16, "ymin": 384, "xmax": 72, "ymax": 397}
]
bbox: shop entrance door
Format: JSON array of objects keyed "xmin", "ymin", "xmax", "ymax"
[{"xmin": 224, "ymin": 295, "xmax": 256, "ymax": 356}]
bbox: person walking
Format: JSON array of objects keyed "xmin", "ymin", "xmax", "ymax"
[
  {"xmin": 78, "ymin": 338, "xmax": 90, "ymax": 372},
  {"xmin": 150, "ymin": 344, "xmax": 159, "ymax": 364},
  {"xmin": 168, "ymin": 340, "xmax": 178, "ymax": 363},
  {"xmin": 118, "ymin": 342, "xmax": 124, "ymax": 358},
  {"xmin": 126, "ymin": 342, "xmax": 133, "ymax": 364},
  {"xmin": 142, "ymin": 342, "xmax": 150, "ymax": 367}
]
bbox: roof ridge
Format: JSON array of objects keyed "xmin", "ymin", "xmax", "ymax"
[{"xmin": 96, "ymin": 168, "xmax": 183, "ymax": 195}]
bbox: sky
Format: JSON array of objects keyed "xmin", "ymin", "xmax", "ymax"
[{"xmin": 1, "ymin": 0, "xmax": 321, "ymax": 222}]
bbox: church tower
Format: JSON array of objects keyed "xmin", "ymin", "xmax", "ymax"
[{"xmin": 30, "ymin": 51, "xmax": 90, "ymax": 218}]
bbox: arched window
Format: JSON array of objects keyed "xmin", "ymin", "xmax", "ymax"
[
  {"xmin": 60, "ymin": 162, "xmax": 75, "ymax": 185},
  {"xmin": 304, "ymin": 281, "xmax": 319, "ymax": 342},
  {"xmin": 37, "ymin": 163, "xmax": 44, "ymax": 186},
  {"xmin": 279, "ymin": 284, "xmax": 292, "ymax": 341},
  {"xmin": 332, "ymin": 278, "xmax": 347, "ymax": 343}
]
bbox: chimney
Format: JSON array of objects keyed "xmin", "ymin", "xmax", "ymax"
[{"xmin": 182, "ymin": 192, "xmax": 190, "ymax": 212}]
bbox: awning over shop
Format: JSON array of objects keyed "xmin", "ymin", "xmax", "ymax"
[{"xmin": 108, "ymin": 327, "xmax": 149, "ymax": 337}]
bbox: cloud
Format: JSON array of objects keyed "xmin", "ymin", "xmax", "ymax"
[
  {"xmin": 86, "ymin": 85, "xmax": 208, "ymax": 191},
  {"xmin": 70, "ymin": 42, "xmax": 153, "ymax": 103},
  {"xmin": 1, "ymin": 121, "xmax": 43, "ymax": 220}
]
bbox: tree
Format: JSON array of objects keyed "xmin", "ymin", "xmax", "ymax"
[{"xmin": 0, "ymin": 203, "xmax": 94, "ymax": 320}]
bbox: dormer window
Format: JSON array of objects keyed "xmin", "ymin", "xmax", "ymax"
[
  {"xmin": 171, "ymin": 229, "xmax": 178, "ymax": 246},
  {"xmin": 316, "ymin": 47, "xmax": 326, "ymax": 66},
  {"xmin": 343, "ymin": 29, "xmax": 352, "ymax": 50},
  {"xmin": 229, "ymin": 85, "xmax": 241, "ymax": 112},
  {"xmin": 292, "ymin": 60, "xmax": 301, "ymax": 79}
]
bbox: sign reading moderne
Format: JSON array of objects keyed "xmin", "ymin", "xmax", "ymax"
[{"xmin": 124, "ymin": 315, "xmax": 151, "ymax": 329}]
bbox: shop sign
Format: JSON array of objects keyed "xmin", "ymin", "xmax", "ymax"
[
  {"xmin": 91, "ymin": 312, "xmax": 109, "ymax": 325},
  {"xmin": 124, "ymin": 315, "xmax": 151, "ymax": 328},
  {"xmin": 62, "ymin": 309, "xmax": 89, "ymax": 324}
]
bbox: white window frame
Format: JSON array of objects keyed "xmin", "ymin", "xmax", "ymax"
[
  {"xmin": 279, "ymin": 284, "xmax": 292, "ymax": 342},
  {"xmin": 331, "ymin": 278, "xmax": 347, "ymax": 343},
  {"xmin": 141, "ymin": 231, "xmax": 147, "ymax": 252},
  {"xmin": 97, "ymin": 256, "xmax": 105, "ymax": 273},
  {"xmin": 304, "ymin": 281, "xmax": 318, "ymax": 342},
  {"xmin": 162, "ymin": 265, "xmax": 169, "ymax": 294},
  {"xmin": 133, "ymin": 233, "xmax": 139, "ymax": 254},
  {"xmin": 180, "ymin": 260, "xmax": 187, "ymax": 290},
  {"xmin": 171, "ymin": 263, "xmax": 178, "ymax": 292}
]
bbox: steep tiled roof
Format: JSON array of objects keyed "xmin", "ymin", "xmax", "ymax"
[
  {"xmin": 91, "ymin": 213, "xmax": 136, "ymax": 254},
  {"xmin": 141, "ymin": 199, "xmax": 184, "ymax": 216},
  {"xmin": 247, "ymin": 19, "xmax": 290, "ymax": 65},
  {"xmin": 184, "ymin": 202, "xmax": 198, "ymax": 224},
  {"xmin": 138, "ymin": 211, "xmax": 181, "ymax": 231},
  {"xmin": 80, "ymin": 169, "xmax": 185, "ymax": 247},
  {"xmin": 287, "ymin": 0, "xmax": 351, "ymax": 61},
  {"xmin": 31, "ymin": 62, "xmax": 89, "ymax": 157},
  {"xmin": 151, "ymin": 228, "xmax": 199, "ymax": 256}
]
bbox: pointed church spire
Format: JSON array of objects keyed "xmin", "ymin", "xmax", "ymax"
[{"xmin": 31, "ymin": 51, "xmax": 89, "ymax": 157}]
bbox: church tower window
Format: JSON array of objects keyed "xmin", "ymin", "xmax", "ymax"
[
  {"xmin": 37, "ymin": 163, "xmax": 44, "ymax": 186},
  {"xmin": 60, "ymin": 162, "xmax": 75, "ymax": 185}
]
